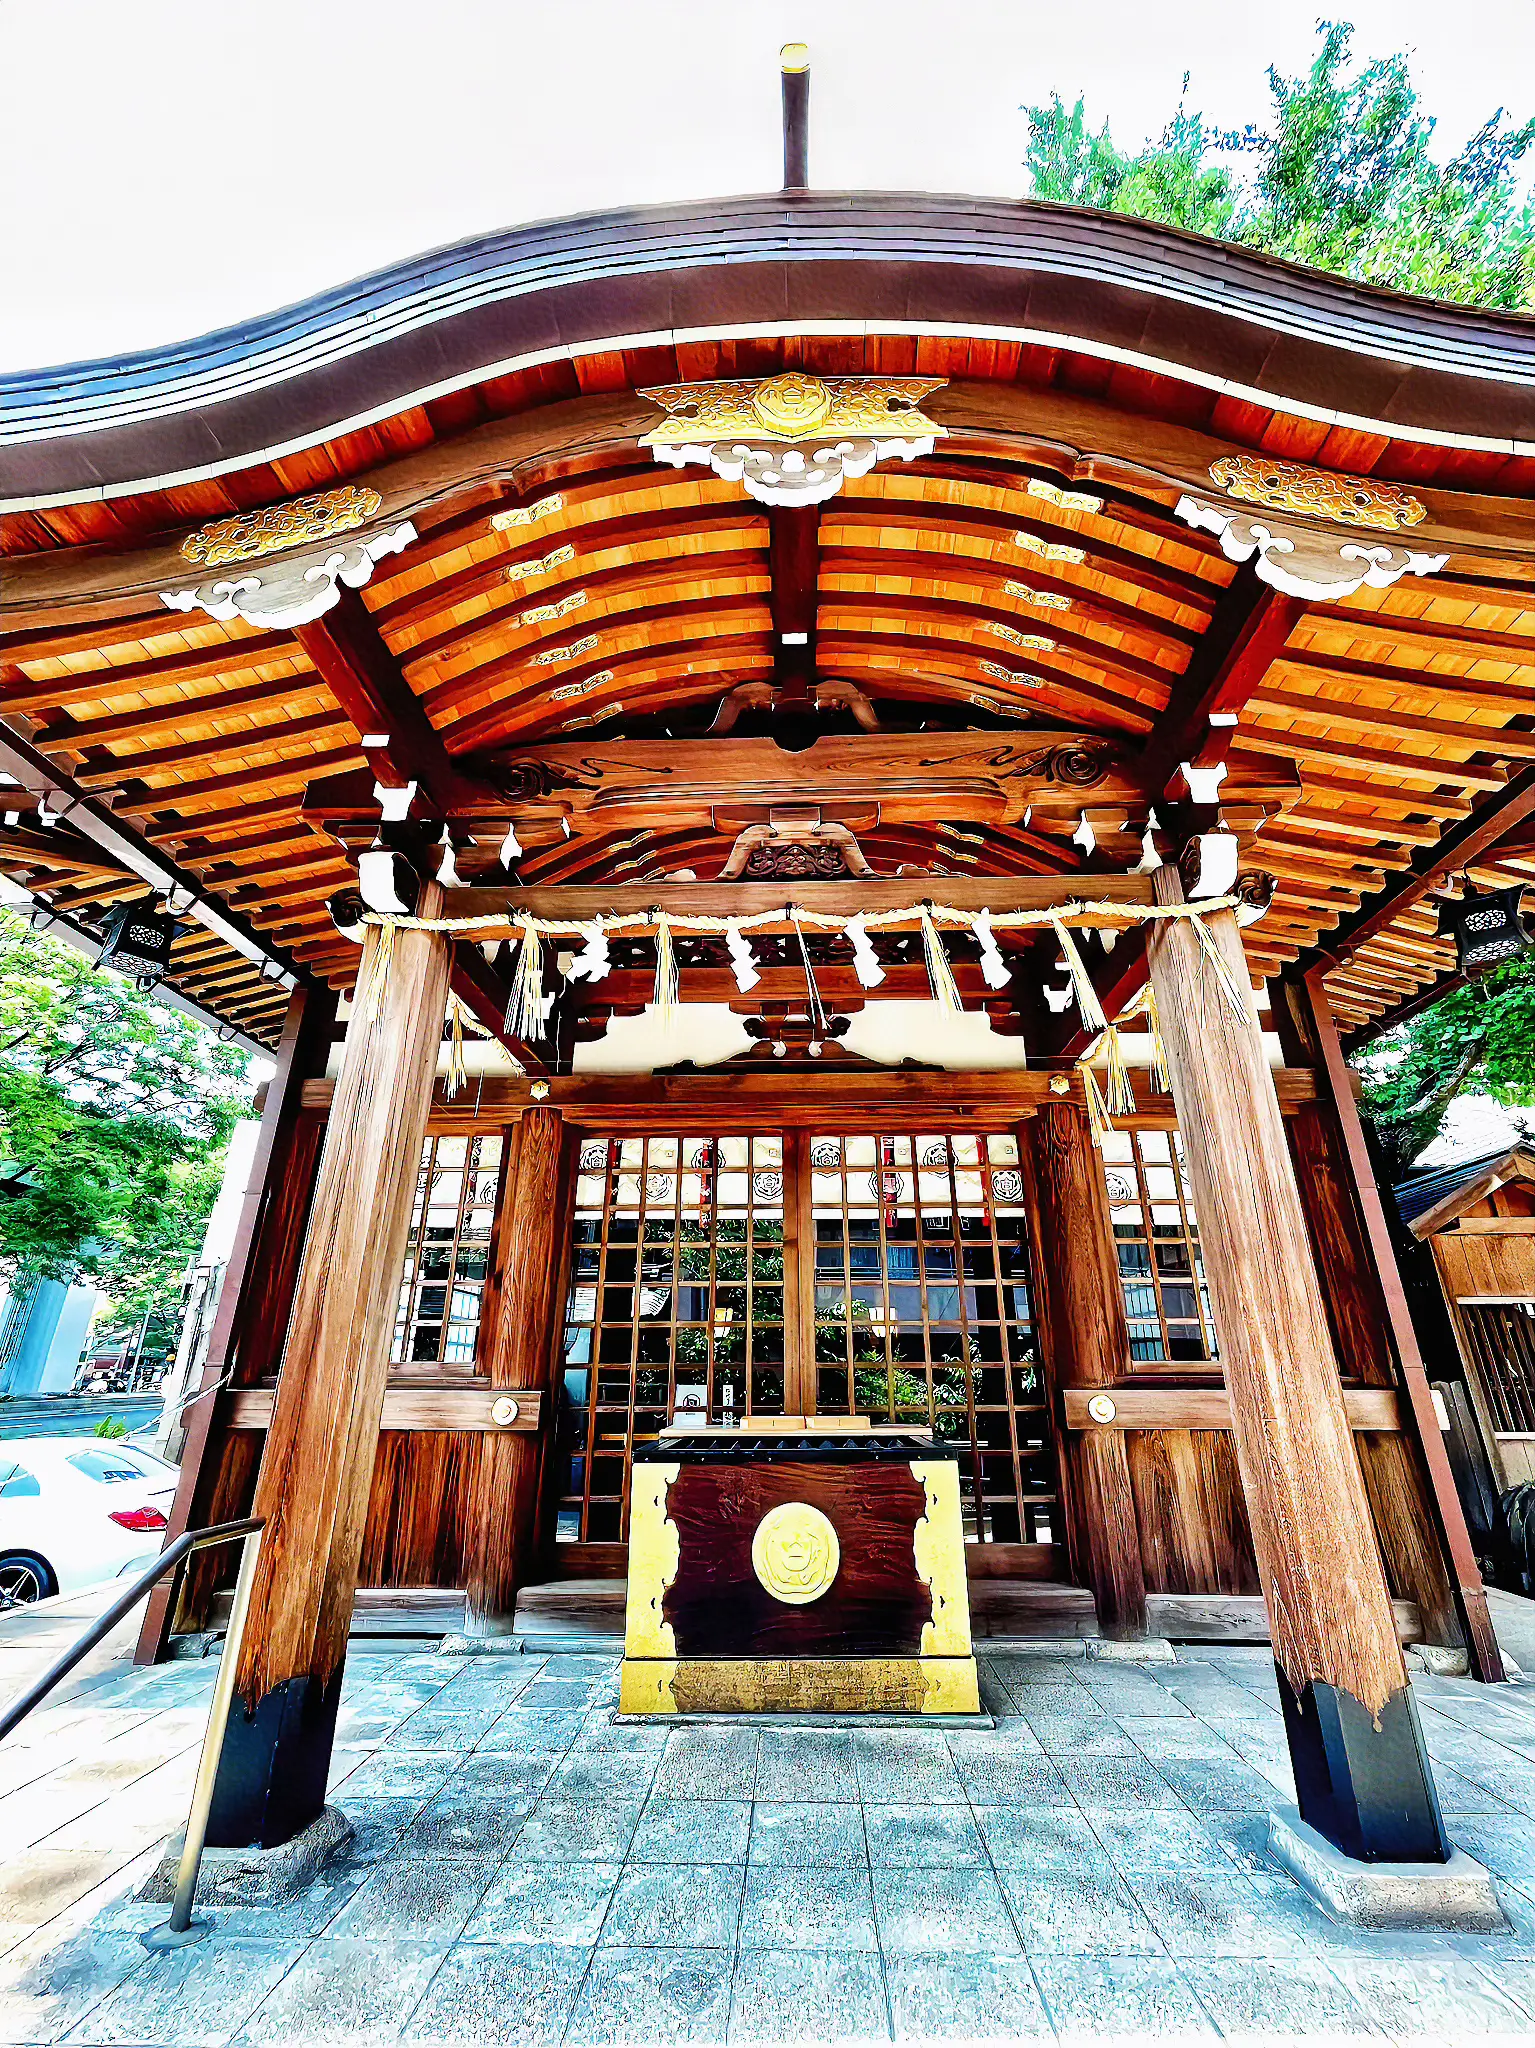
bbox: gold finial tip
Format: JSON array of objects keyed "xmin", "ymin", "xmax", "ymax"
[{"xmin": 780, "ymin": 42, "xmax": 810, "ymax": 71}]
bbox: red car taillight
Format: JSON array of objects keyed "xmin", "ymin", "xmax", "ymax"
[{"xmin": 108, "ymin": 1507, "xmax": 168, "ymax": 1532}]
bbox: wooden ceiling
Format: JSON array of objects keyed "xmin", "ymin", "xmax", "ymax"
[{"xmin": 4, "ymin": 215, "xmax": 1535, "ymax": 1051}]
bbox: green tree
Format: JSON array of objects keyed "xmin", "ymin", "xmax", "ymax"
[
  {"xmin": 0, "ymin": 910, "xmax": 255, "ymax": 1323},
  {"xmin": 1355, "ymin": 956, "xmax": 1535, "ymax": 1180},
  {"xmin": 1024, "ymin": 24, "xmax": 1535, "ymax": 308}
]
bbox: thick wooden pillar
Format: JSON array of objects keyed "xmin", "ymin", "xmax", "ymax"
[
  {"xmin": 1284, "ymin": 970, "xmax": 1503, "ymax": 1684},
  {"xmin": 463, "ymin": 1104, "xmax": 572, "ymax": 1632},
  {"xmin": 135, "ymin": 982, "xmax": 336, "ymax": 1663},
  {"xmin": 1148, "ymin": 869, "xmax": 1447, "ymax": 1863},
  {"xmin": 206, "ymin": 892, "xmax": 450, "ymax": 1848},
  {"xmin": 1024, "ymin": 1103, "xmax": 1148, "ymax": 1637}
]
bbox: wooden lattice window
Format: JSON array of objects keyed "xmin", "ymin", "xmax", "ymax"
[
  {"xmin": 392, "ymin": 1133, "xmax": 503, "ymax": 1369},
  {"xmin": 1458, "ymin": 1298, "xmax": 1535, "ymax": 1433},
  {"xmin": 1100, "ymin": 1127, "xmax": 1218, "ymax": 1366},
  {"xmin": 808, "ymin": 1133, "xmax": 1051, "ymax": 1543},
  {"xmin": 557, "ymin": 1135, "xmax": 787, "ymax": 1542}
]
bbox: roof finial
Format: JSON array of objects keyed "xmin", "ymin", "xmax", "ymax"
[{"xmin": 781, "ymin": 44, "xmax": 809, "ymax": 191}]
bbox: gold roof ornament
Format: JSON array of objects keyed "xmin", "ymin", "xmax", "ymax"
[
  {"xmin": 1208, "ymin": 455, "xmax": 1427, "ymax": 532},
  {"xmin": 180, "ymin": 485, "xmax": 382, "ymax": 568},
  {"xmin": 638, "ymin": 372, "xmax": 946, "ymax": 505}
]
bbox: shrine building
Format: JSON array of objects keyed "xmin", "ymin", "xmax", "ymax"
[{"xmin": 3, "ymin": 53, "xmax": 1534, "ymax": 1884}]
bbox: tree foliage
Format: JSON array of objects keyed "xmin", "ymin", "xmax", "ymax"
[
  {"xmin": 0, "ymin": 911, "xmax": 255, "ymax": 1321},
  {"xmin": 1356, "ymin": 957, "xmax": 1535, "ymax": 1180},
  {"xmin": 1024, "ymin": 24, "xmax": 1535, "ymax": 308}
]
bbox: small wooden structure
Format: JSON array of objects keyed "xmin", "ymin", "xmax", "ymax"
[
  {"xmin": 5, "ymin": 56, "xmax": 1533, "ymax": 1866},
  {"xmin": 1400, "ymin": 1149, "xmax": 1535, "ymax": 1490}
]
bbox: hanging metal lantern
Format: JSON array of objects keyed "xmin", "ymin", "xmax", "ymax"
[
  {"xmin": 97, "ymin": 900, "xmax": 178, "ymax": 986},
  {"xmin": 1439, "ymin": 886, "xmax": 1529, "ymax": 977}
]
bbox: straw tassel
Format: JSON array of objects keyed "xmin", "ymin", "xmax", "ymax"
[
  {"xmin": 920, "ymin": 907, "xmax": 963, "ymax": 1011},
  {"xmin": 355, "ymin": 918, "xmax": 396, "ymax": 1022},
  {"xmin": 1081, "ymin": 1066, "xmax": 1115, "ymax": 1148},
  {"xmin": 1101, "ymin": 1022, "xmax": 1136, "ymax": 1118},
  {"xmin": 1050, "ymin": 917, "xmax": 1107, "ymax": 1033},
  {"xmin": 1193, "ymin": 912, "xmax": 1252, "ymax": 1017},
  {"xmin": 652, "ymin": 912, "xmax": 679, "ymax": 1016},
  {"xmin": 506, "ymin": 917, "xmax": 548, "ymax": 1041},
  {"xmin": 444, "ymin": 994, "xmax": 469, "ymax": 1098}
]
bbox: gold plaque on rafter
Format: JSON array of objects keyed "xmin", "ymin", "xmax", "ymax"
[
  {"xmin": 180, "ymin": 485, "xmax": 383, "ymax": 568},
  {"xmin": 1208, "ymin": 455, "xmax": 1426, "ymax": 532}
]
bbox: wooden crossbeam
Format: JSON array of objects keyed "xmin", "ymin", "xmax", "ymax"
[
  {"xmin": 1136, "ymin": 570, "xmax": 1304, "ymax": 800},
  {"xmin": 294, "ymin": 585, "xmax": 486, "ymax": 808}
]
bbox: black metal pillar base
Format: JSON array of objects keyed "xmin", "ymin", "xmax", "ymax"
[
  {"xmin": 205, "ymin": 1671, "xmax": 344, "ymax": 1850},
  {"xmin": 1276, "ymin": 1663, "xmax": 1449, "ymax": 1864}
]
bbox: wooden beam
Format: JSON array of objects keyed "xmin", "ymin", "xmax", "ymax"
[
  {"xmin": 769, "ymin": 506, "xmax": 818, "ymax": 703},
  {"xmin": 1062, "ymin": 1386, "xmax": 1402, "ymax": 1431},
  {"xmin": 1148, "ymin": 869, "xmax": 1448, "ymax": 1862},
  {"xmin": 205, "ymin": 885, "xmax": 450, "ymax": 1848},
  {"xmin": 439, "ymin": 874, "xmax": 1157, "ymax": 926},
  {"xmin": 293, "ymin": 584, "xmax": 485, "ymax": 807},
  {"xmin": 1287, "ymin": 968, "xmax": 1503, "ymax": 1682},
  {"xmin": 135, "ymin": 984, "xmax": 336, "ymax": 1663},
  {"xmin": 0, "ymin": 715, "xmax": 304, "ymax": 988},
  {"xmin": 1024, "ymin": 1103, "xmax": 1148, "ymax": 1636},
  {"xmin": 464, "ymin": 1107, "xmax": 573, "ymax": 1630},
  {"xmin": 1306, "ymin": 761, "xmax": 1535, "ymax": 978}
]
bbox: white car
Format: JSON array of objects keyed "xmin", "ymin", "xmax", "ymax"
[{"xmin": 0, "ymin": 1437, "xmax": 177, "ymax": 1606}]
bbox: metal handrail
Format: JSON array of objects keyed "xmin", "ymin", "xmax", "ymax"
[{"xmin": 0, "ymin": 1515, "xmax": 264, "ymax": 1944}]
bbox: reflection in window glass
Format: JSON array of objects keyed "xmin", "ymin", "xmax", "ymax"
[
  {"xmin": 809, "ymin": 1132, "xmax": 1053, "ymax": 1544},
  {"xmin": 392, "ymin": 1133, "xmax": 503, "ymax": 1368},
  {"xmin": 1100, "ymin": 1128, "xmax": 1218, "ymax": 1365},
  {"xmin": 557, "ymin": 1134, "xmax": 785, "ymax": 1543}
]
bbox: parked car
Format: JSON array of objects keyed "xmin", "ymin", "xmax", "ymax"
[{"xmin": 0, "ymin": 1437, "xmax": 176, "ymax": 1606}]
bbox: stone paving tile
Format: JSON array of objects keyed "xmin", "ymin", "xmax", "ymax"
[
  {"xmin": 851, "ymin": 1730, "xmax": 965, "ymax": 1803},
  {"xmin": 1082, "ymin": 1807, "xmax": 1233, "ymax": 1873},
  {"xmin": 726, "ymin": 1950, "xmax": 890, "ymax": 2045},
  {"xmin": 651, "ymin": 1731, "xmax": 757, "ymax": 1801},
  {"xmin": 0, "ymin": 1925, "xmax": 147, "ymax": 2047},
  {"xmin": 397, "ymin": 1789, "xmax": 532, "ymax": 1860},
  {"xmin": 461, "ymin": 1859, "xmax": 620, "ymax": 1945},
  {"xmin": 872, "ymin": 1865, "xmax": 1021, "ymax": 1956},
  {"xmin": 862, "ymin": 1802, "xmax": 986, "ymax": 1869},
  {"xmin": 226, "ymin": 1935, "xmax": 448, "ymax": 2047},
  {"xmin": 629, "ymin": 1798, "xmax": 753, "ymax": 1866},
  {"xmin": 738, "ymin": 1867, "xmax": 878, "ymax": 1953},
  {"xmin": 0, "ymin": 1851, "xmax": 133, "ymax": 1940},
  {"xmin": 754, "ymin": 1731, "xmax": 860, "ymax": 1802},
  {"xmin": 748, "ymin": 1802, "xmax": 867, "ymax": 1867},
  {"xmin": 503, "ymin": 1795, "xmax": 644, "ymax": 1863},
  {"xmin": 1150, "ymin": 1756, "xmax": 1292, "ymax": 1813},
  {"xmin": 1032, "ymin": 1954, "xmax": 1220, "ymax": 2040},
  {"xmin": 546, "ymin": 1749, "xmax": 660, "ymax": 1799},
  {"xmin": 994, "ymin": 1868, "xmax": 1164, "ymax": 1956},
  {"xmin": 884, "ymin": 1953, "xmax": 1053, "ymax": 2043},
  {"xmin": 398, "ymin": 1940, "xmax": 590, "ymax": 2046},
  {"xmin": 1326, "ymin": 1955, "xmax": 1535, "ymax": 2037},
  {"xmin": 1130, "ymin": 1869, "xmax": 1320, "ymax": 1959},
  {"xmin": 970, "ymin": 1802, "xmax": 1112, "ymax": 1870},
  {"xmin": 61, "ymin": 1938, "xmax": 305, "ymax": 2046},
  {"xmin": 600, "ymin": 1863, "xmax": 744, "ymax": 1949},
  {"xmin": 325, "ymin": 1857, "xmax": 499, "ymax": 1944},
  {"xmin": 1180, "ymin": 1956, "xmax": 1384, "ymax": 2041},
  {"xmin": 945, "ymin": 1739, "xmax": 1071, "ymax": 1805},
  {"xmin": 566, "ymin": 1946, "xmax": 732, "ymax": 2047}
]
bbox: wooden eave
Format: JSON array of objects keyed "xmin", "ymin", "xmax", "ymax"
[{"xmin": 3, "ymin": 196, "xmax": 1535, "ymax": 1046}]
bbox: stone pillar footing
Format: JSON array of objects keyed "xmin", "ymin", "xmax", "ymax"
[
  {"xmin": 138, "ymin": 1805, "xmax": 353, "ymax": 1910},
  {"xmin": 1268, "ymin": 1807, "xmax": 1505, "ymax": 1931},
  {"xmin": 1086, "ymin": 1636, "xmax": 1176, "ymax": 1664}
]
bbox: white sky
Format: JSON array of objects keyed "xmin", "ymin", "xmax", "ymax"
[{"xmin": 2, "ymin": 0, "xmax": 1532, "ymax": 373}]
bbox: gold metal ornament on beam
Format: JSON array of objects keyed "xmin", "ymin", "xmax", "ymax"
[
  {"xmin": 1208, "ymin": 455, "xmax": 1427, "ymax": 532},
  {"xmin": 638, "ymin": 372, "xmax": 947, "ymax": 506},
  {"xmin": 180, "ymin": 485, "xmax": 383, "ymax": 567}
]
